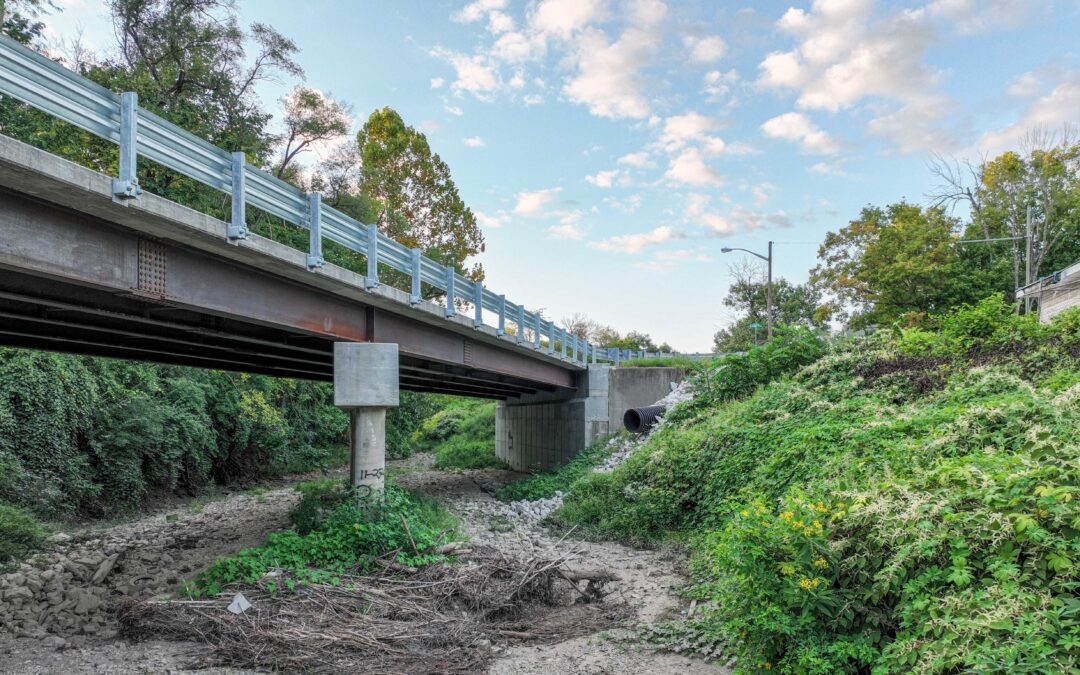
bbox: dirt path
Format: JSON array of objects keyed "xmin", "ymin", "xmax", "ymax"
[{"xmin": 0, "ymin": 458, "xmax": 726, "ymax": 674}]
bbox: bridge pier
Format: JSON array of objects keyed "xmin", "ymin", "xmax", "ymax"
[
  {"xmin": 334, "ymin": 342, "xmax": 399, "ymax": 500},
  {"xmin": 496, "ymin": 365, "xmax": 683, "ymax": 472}
]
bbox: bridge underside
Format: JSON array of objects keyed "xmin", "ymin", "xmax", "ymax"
[
  {"xmin": 0, "ymin": 267, "xmax": 547, "ymax": 399},
  {"xmin": 0, "ymin": 173, "xmax": 576, "ymax": 399}
]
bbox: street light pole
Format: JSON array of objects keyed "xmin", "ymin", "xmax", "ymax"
[{"xmin": 721, "ymin": 241, "xmax": 775, "ymax": 340}]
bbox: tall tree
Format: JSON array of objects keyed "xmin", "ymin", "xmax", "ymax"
[
  {"xmin": 275, "ymin": 87, "xmax": 351, "ymax": 179},
  {"xmin": 931, "ymin": 130, "xmax": 1080, "ymax": 294},
  {"xmin": 562, "ymin": 313, "xmax": 597, "ymax": 340},
  {"xmin": 107, "ymin": 0, "xmax": 302, "ymax": 161},
  {"xmin": 811, "ymin": 202, "xmax": 982, "ymax": 327},
  {"xmin": 357, "ymin": 107, "xmax": 485, "ymax": 284}
]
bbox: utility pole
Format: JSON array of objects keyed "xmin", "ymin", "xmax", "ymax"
[
  {"xmin": 766, "ymin": 240, "xmax": 774, "ymax": 339},
  {"xmin": 1025, "ymin": 206, "xmax": 1033, "ymax": 314},
  {"xmin": 721, "ymin": 242, "xmax": 775, "ymax": 340}
]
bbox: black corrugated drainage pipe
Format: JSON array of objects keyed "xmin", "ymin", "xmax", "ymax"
[{"xmin": 623, "ymin": 405, "xmax": 666, "ymax": 434}]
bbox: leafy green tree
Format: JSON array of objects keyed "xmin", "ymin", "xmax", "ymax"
[
  {"xmin": 811, "ymin": 202, "xmax": 984, "ymax": 327},
  {"xmin": 107, "ymin": 0, "xmax": 301, "ymax": 161},
  {"xmin": 0, "ymin": 0, "xmax": 48, "ymax": 43},
  {"xmin": 358, "ymin": 107, "xmax": 485, "ymax": 286},
  {"xmin": 933, "ymin": 132, "xmax": 1080, "ymax": 294},
  {"xmin": 275, "ymin": 86, "xmax": 351, "ymax": 179}
]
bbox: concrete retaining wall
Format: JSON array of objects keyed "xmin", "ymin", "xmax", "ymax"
[{"xmin": 496, "ymin": 365, "xmax": 683, "ymax": 472}]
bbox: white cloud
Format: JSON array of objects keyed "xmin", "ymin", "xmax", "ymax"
[
  {"xmin": 684, "ymin": 35, "xmax": 727, "ymax": 63},
  {"xmin": 928, "ymin": 0, "xmax": 1032, "ymax": 35},
  {"xmin": 760, "ymin": 112, "xmax": 840, "ymax": 154},
  {"xmin": 509, "ymin": 71, "xmax": 526, "ymax": 88},
  {"xmin": 488, "ymin": 10, "xmax": 515, "ymax": 33},
  {"xmin": 514, "ymin": 187, "xmax": 563, "ymax": 215},
  {"xmin": 462, "ymin": 136, "xmax": 486, "ymax": 147},
  {"xmin": 752, "ymin": 183, "xmax": 772, "ymax": 207},
  {"xmin": 563, "ymin": 26, "xmax": 657, "ymax": 119},
  {"xmin": 590, "ymin": 225, "xmax": 683, "ymax": 253},
  {"xmin": 626, "ymin": 0, "xmax": 668, "ymax": 26},
  {"xmin": 684, "ymin": 192, "xmax": 735, "ymax": 235},
  {"xmin": 491, "ymin": 31, "xmax": 547, "ymax": 62},
  {"xmin": 475, "ymin": 210, "xmax": 510, "ymax": 228},
  {"xmin": 703, "ymin": 69, "xmax": 739, "ymax": 103},
  {"xmin": 523, "ymin": 94, "xmax": 544, "ymax": 105},
  {"xmin": 431, "ymin": 77, "xmax": 446, "ymax": 89},
  {"xmin": 454, "ymin": 0, "xmax": 508, "ymax": 24},
  {"xmin": 730, "ymin": 205, "xmax": 792, "ymax": 231},
  {"xmin": 974, "ymin": 73, "xmax": 1080, "ymax": 155},
  {"xmin": 433, "ymin": 49, "xmax": 500, "ymax": 98},
  {"xmin": 549, "ymin": 211, "xmax": 586, "ymax": 239},
  {"xmin": 618, "ymin": 151, "xmax": 655, "ymax": 168},
  {"xmin": 664, "ymin": 148, "xmax": 724, "ymax": 186},
  {"xmin": 445, "ymin": 105, "xmax": 464, "ymax": 116},
  {"xmin": 603, "ymin": 194, "xmax": 643, "ymax": 213},
  {"xmin": 585, "ymin": 169, "xmax": 632, "ymax": 188},
  {"xmin": 530, "ymin": 0, "xmax": 609, "ymax": 39},
  {"xmin": 757, "ymin": 1, "xmax": 953, "ymax": 152},
  {"xmin": 658, "ymin": 112, "xmax": 721, "ymax": 152}
]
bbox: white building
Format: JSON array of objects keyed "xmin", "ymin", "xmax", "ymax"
[{"xmin": 1016, "ymin": 260, "xmax": 1080, "ymax": 323}]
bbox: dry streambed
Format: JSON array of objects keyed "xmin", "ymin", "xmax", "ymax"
[{"xmin": 1, "ymin": 460, "xmax": 724, "ymax": 674}]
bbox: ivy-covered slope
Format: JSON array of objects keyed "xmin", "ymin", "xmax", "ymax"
[{"xmin": 555, "ymin": 297, "xmax": 1080, "ymax": 673}]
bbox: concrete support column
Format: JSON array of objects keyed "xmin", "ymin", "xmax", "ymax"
[{"xmin": 334, "ymin": 342, "xmax": 399, "ymax": 500}]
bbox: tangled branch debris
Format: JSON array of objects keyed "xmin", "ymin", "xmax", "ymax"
[{"xmin": 116, "ymin": 546, "xmax": 627, "ymax": 674}]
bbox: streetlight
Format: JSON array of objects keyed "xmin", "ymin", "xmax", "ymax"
[{"xmin": 721, "ymin": 241, "xmax": 774, "ymax": 339}]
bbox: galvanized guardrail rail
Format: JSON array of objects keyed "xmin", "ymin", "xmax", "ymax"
[{"xmin": 0, "ymin": 35, "xmax": 626, "ymax": 365}]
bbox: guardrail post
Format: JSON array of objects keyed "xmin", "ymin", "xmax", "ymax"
[
  {"xmin": 227, "ymin": 152, "xmax": 248, "ymax": 241},
  {"xmin": 365, "ymin": 223, "xmax": 379, "ymax": 289},
  {"xmin": 591, "ymin": 343, "xmax": 597, "ymax": 364},
  {"xmin": 571, "ymin": 335, "xmax": 578, "ymax": 363},
  {"xmin": 547, "ymin": 321, "xmax": 555, "ymax": 354},
  {"xmin": 561, "ymin": 330, "xmax": 567, "ymax": 359},
  {"xmin": 410, "ymin": 249, "xmax": 421, "ymax": 304},
  {"xmin": 533, "ymin": 315, "xmax": 541, "ymax": 350},
  {"xmin": 497, "ymin": 295, "xmax": 506, "ymax": 336},
  {"xmin": 306, "ymin": 193, "xmax": 325, "ymax": 269},
  {"xmin": 473, "ymin": 281, "xmax": 483, "ymax": 328},
  {"xmin": 516, "ymin": 306, "xmax": 525, "ymax": 344},
  {"xmin": 111, "ymin": 92, "xmax": 141, "ymax": 202},
  {"xmin": 614, "ymin": 348, "xmax": 621, "ymax": 367},
  {"xmin": 444, "ymin": 268, "xmax": 456, "ymax": 317}
]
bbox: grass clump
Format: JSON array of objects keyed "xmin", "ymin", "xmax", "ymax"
[
  {"xmin": 495, "ymin": 436, "xmax": 620, "ymax": 502},
  {"xmin": 557, "ymin": 300, "xmax": 1080, "ymax": 672},
  {"xmin": 0, "ymin": 503, "xmax": 47, "ymax": 566},
  {"xmin": 414, "ymin": 399, "xmax": 508, "ymax": 470},
  {"xmin": 193, "ymin": 480, "xmax": 459, "ymax": 596}
]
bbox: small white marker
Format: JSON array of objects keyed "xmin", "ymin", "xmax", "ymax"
[{"xmin": 227, "ymin": 592, "xmax": 252, "ymax": 614}]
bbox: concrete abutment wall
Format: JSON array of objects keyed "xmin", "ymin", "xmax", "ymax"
[{"xmin": 496, "ymin": 365, "xmax": 683, "ymax": 472}]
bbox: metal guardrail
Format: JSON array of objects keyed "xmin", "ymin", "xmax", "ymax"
[{"xmin": 0, "ymin": 35, "xmax": 622, "ymax": 365}]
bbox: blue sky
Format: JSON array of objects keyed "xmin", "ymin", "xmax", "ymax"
[{"xmin": 42, "ymin": 0, "xmax": 1080, "ymax": 351}]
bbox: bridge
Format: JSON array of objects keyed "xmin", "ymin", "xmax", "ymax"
[{"xmin": 0, "ymin": 36, "xmax": 681, "ymax": 492}]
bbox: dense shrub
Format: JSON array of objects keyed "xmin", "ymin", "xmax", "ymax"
[
  {"xmin": 0, "ymin": 503, "xmax": 46, "ymax": 566},
  {"xmin": 0, "ymin": 349, "xmax": 355, "ymax": 519},
  {"xmin": 557, "ymin": 297, "xmax": 1080, "ymax": 672},
  {"xmin": 413, "ymin": 399, "xmax": 506, "ymax": 470},
  {"xmin": 386, "ymin": 392, "xmax": 444, "ymax": 459},
  {"xmin": 194, "ymin": 482, "xmax": 459, "ymax": 595}
]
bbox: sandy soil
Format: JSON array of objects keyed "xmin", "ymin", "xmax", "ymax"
[{"xmin": 0, "ymin": 457, "xmax": 729, "ymax": 674}]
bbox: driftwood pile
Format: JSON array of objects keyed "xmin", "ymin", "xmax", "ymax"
[{"xmin": 116, "ymin": 545, "xmax": 626, "ymax": 674}]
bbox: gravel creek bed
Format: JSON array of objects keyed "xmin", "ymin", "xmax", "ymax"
[{"xmin": 1, "ymin": 381, "xmax": 726, "ymax": 673}]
